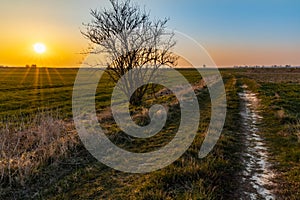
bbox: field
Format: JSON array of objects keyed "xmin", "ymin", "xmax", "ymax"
[{"xmin": 0, "ymin": 67, "xmax": 300, "ymax": 199}]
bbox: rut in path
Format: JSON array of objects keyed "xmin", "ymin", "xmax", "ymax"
[{"xmin": 237, "ymin": 86, "xmax": 276, "ymax": 200}]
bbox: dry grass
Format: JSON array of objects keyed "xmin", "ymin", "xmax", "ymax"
[
  {"xmin": 239, "ymin": 68, "xmax": 300, "ymax": 83},
  {"xmin": 0, "ymin": 112, "xmax": 79, "ymax": 187},
  {"xmin": 287, "ymin": 119, "xmax": 300, "ymax": 143},
  {"xmin": 275, "ymin": 109, "xmax": 285, "ymax": 120}
]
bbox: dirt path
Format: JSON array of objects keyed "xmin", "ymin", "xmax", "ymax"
[{"xmin": 237, "ymin": 85, "xmax": 276, "ymax": 200}]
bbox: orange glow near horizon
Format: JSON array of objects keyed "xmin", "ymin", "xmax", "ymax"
[
  {"xmin": 0, "ymin": 32, "xmax": 299, "ymax": 68},
  {"xmin": 0, "ymin": 21, "xmax": 87, "ymax": 68},
  {"xmin": 0, "ymin": 24, "xmax": 299, "ymax": 68},
  {"xmin": 0, "ymin": 40, "xmax": 86, "ymax": 67},
  {"xmin": 206, "ymin": 45, "xmax": 300, "ymax": 67}
]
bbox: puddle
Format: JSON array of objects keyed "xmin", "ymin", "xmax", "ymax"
[{"xmin": 238, "ymin": 85, "xmax": 276, "ymax": 200}]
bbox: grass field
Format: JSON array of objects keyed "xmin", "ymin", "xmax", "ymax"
[
  {"xmin": 0, "ymin": 67, "xmax": 300, "ymax": 199},
  {"xmin": 235, "ymin": 68, "xmax": 300, "ymax": 199}
]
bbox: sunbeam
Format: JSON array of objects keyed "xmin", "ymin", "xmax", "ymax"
[
  {"xmin": 45, "ymin": 67, "xmax": 53, "ymax": 87},
  {"xmin": 19, "ymin": 67, "xmax": 31, "ymax": 85},
  {"xmin": 53, "ymin": 68, "xmax": 65, "ymax": 84},
  {"xmin": 39, "ymin": 68, "xmax": 44, "ymax": 102},
  {"xmin": 34, "ymin": 67, "xmax": 40, "ymax": 101}
]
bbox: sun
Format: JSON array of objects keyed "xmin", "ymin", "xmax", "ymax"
[{"xmin": 33, "ymin": 43, "xmax": 46, "ymax": 54}]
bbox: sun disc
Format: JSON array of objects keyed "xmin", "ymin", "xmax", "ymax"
[{"xmin": 33, "ymin": 43, "xmax": 46, "ymax": 54}]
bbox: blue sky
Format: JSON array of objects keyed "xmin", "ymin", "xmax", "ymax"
[
  {"xmin": 143, "ymin": 0, "xmax": 300, "ymax": 65},
  {"xmin": 159, "ymin": 0, "xmax": 300, "ymax": 44},
  {"xmin": 0, "ymin": 0, "xmax": 299, "ymax": 66}
]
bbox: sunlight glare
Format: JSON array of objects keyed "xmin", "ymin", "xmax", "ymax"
[{"xmin": 33, "ymin": 43, "xmax": 46, "ymax": 54}]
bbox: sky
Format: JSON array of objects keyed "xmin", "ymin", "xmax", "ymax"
[{"xmin": 0, "ymin": 0, "xmax": 299, "ymax": 67}]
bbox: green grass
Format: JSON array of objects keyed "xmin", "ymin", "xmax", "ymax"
[
  {"xmin": 1, "ymin": 67, "xmax": 300, "ymax": 199},
  {"xmin": 0, "ymin": 68, "xmax": 204, "ymax": 120},
  {"xmin": 236, "ymin": 69, "xmax": 300, "ymax": 199},
  {"xmin": 258, "ymin": 83, "xmax": 300, "ymax": 199},
  {"xmin": 0, "ymin": 67, "xmax": 116, "ymax": 120},
  {"xmin": 25, "ymin": 74, "xmax": 242, "ymax": 200}
]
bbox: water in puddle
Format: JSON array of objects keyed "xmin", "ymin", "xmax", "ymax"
[{"xmin": 238, "ymin": 85, "xmax": 276, "ymax": 200}]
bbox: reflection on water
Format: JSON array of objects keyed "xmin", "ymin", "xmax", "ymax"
[{"xmin": 238, "ymin": 85, "xmax": 276, "ymax": 200}]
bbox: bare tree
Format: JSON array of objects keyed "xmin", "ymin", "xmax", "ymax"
[{"xmin": 82, "ymin": 0, "xmax": 178, "ymax": 105}]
